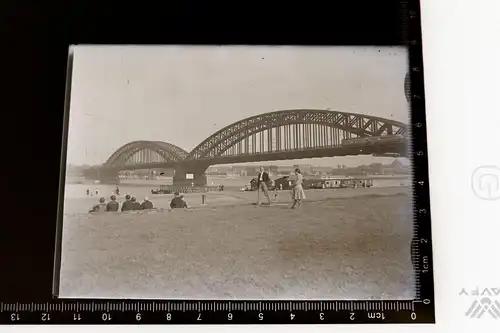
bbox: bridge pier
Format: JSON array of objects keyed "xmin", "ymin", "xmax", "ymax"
[
  {"xmin": 97, "ymin": 169, "xmax": 120, "ymax": 185},
  {"xmin": 173, "ymin": 163, "xmax": 209, "ymax": 187}
]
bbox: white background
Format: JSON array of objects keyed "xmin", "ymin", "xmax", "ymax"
[{"xmin": 6, "ymin": 0, "xmax": 500, "ymax": 331}]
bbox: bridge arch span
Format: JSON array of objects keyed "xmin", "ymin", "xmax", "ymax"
[
  {"xmin": 185, "ymin": 109, "xmax": 408, "ymax": 160},
  {"xmin": 104, "ymin": 140, "xmax": 189, "ymax": 169}
]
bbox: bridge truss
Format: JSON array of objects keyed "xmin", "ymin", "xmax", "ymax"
[
  {"xmin": 103, "ymin": 141, "xmax": 188, "ymax": 169},
  {"xmin": 185, "ymin": 109, "xmax": 408, "ymax": 160},
  {"xmin": 100, "ymin": 110, "xmax": 408, "ymax": 170}
]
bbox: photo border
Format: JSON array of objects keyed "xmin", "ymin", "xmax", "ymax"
[{"xmin": 0, "ymin": 0, "xmax": 434, "ymax": 325}]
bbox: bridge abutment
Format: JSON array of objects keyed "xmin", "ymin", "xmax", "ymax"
[{"xmin": 173, "ymin": 163, "xmax": 210, "ymax": 187}]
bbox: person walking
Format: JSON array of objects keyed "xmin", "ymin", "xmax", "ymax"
[
  {"xmin": 291, "ymin": 168, "xmax": 306, "ymax": 209},
  {"xmin": 256, "ymin": 166, "xmax": 272, "ymax": 206}
]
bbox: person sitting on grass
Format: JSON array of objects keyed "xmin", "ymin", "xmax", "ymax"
[
  {"xmin": 180, "ymin": 194, "xmax": 189, "ymax": 208},
  {"xmin": 121, "ymin": 195, "xmax": 133, "ymax": 212},
  {"xmin": 130, "ymin": 197, "xmax": 141, "ymax": 210},
  {"xmin": 106, "ymin": 195, "xmax": 119, "ymax": 211},
  {"xmin": 170, "ymin": 192, "xmax": 188, "ymax": 209},
  {"xmin": 140, "ymin": 197, "xmax": 154, "ymax": 210},
  {"xmin": 89, "ymin": 197, "xmax": 106, "ymax": 213}
]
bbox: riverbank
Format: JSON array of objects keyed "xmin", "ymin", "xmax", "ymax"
[
  {"xmin": 63, "ymin": 185, "xmax": 411, "ymax": 215},
  {"xmin": 59, "ymin": 190, "xmax": 414, "ymax": 300},
  {"xmin": 66, "ymin": 174, "xmax": 411, "ymax": 186}
]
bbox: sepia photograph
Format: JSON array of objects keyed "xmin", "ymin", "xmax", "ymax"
[{"xmin": 58, "ymin": 45, "xmax": 415, "ymax": 300}]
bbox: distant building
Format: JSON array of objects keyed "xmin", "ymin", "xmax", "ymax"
[{"xmin": 310, "ymin": 166, "xmax": 333, "ymax": 175}]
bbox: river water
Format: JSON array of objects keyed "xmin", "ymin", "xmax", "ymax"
[{"xmin": 64, "ymin": 175, "xmax": 410, "ymax": 200}]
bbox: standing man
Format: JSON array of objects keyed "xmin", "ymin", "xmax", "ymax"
[{"xmin": 256, "ymin": 166, "xmax": 272, "ymax": 206}]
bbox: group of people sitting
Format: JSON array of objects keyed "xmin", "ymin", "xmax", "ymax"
[
  {"xmin": 89, "ymin": 195, "xmax": 154, "ymax": 213},
  {"xmin": 88, "ymin": 192, "xmax": 189, "ymax": 213}
]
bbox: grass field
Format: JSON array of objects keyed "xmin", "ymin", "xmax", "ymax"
[{"xmin": 59, "ymin": 189, "xmax": 415, "ymax": 300}]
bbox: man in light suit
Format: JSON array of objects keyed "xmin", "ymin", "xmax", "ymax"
[{"xmin": 256, "ymin": 166, "xmax": 272, "ymax": 206}]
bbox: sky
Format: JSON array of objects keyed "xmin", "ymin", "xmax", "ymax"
[{"xmin": 66, "ymin": 45, "xmax": 410, "ymax": 167}]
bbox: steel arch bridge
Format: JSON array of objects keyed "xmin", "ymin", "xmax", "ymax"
[
  {"xmin": 104, "ymin": 141, "xmax": 188, "ymax": 169},
  {"xmin": 185, "ymin": 109, "xmax": 407, "ymax": 161},
  {"xmin": 96, "ymin": 109, "xmax": 408, "ymax": 184}
]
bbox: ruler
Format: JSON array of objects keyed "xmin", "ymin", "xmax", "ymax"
[{"xmin": 0, "ymin": 300, "xmax": 434, "ymax": 324}]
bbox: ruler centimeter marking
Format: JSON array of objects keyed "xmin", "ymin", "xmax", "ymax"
[
  {"xmin": 0, "ymin": 300, "xmax": 424, "ymax": 313},
  {"xmin": 0, "ymin": 302, "xmax": 434, "ymax": 324}
]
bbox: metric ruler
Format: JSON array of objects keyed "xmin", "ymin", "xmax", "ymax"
[{"xmin": 1, "ymin": 300, "xmax": 434, "ymax": 324}]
